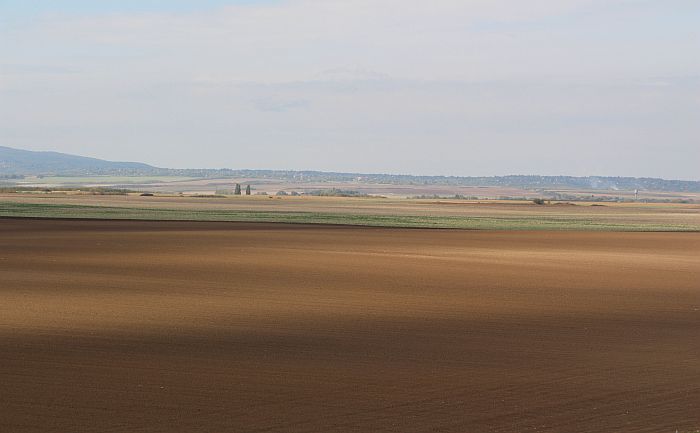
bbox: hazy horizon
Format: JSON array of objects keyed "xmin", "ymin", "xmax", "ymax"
[
  {"xmin": 2, "ymin": 144, "xmax": 699, "ymax": 182},
  {"xmin": 1, "ymin": 1, "xmax": 698, "ymax": 180}
]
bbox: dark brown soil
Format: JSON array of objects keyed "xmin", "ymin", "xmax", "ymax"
[{"xmin": 1, "ymin": 219, "xmax": 698, "ymax": 432}]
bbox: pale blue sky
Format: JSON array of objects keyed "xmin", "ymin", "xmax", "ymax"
[
  {"xmin": 0, "ymin": 0, "xmax": 269, "ymax": 15},
  {"xmin": 1, "ymin": 0, "xmax": 698, "ymax": 179}
]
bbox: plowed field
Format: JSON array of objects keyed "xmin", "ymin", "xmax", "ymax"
[{"xmin": 1, "ymin": 219, "xmax": 698, "ymax": 432}]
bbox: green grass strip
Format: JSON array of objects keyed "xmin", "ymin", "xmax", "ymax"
[{"xmin": 1, "ymin": 201, "xmax": 698, "ymax": 231}]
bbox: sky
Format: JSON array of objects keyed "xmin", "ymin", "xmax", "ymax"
[{"xmin": 0, "ymin": 0, "xmax": 698, "ymax": 179}]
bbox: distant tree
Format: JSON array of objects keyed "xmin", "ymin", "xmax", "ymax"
[
  {"xmin": 245, "ymin": 184, "xmax": 251, "ymax": 195},
  {"xmin": 234, "ymin": 183, "xmax": 241, "ymax": 195}
]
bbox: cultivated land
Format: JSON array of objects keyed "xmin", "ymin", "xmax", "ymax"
[
  {"xmin": 10, "ymin": 173, "xmax": 700, "ymax": 201},
  {"xmin": 1, "ymin": 219, "xmax": 698, "ymax": 432},
  {"xmin": 1, "ymin": 193, "xmax": 699, "ymax": 231}
]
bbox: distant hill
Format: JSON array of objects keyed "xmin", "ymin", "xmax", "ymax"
[
  {"xmin": 1, "ymin": 145, "xmax": 699, "ymax": 192},
  {"xmin": 0, "ymin": 146, "xmax": 154, "ymax": 176}
]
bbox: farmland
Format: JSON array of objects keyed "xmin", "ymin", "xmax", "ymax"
[
  {"xmin": 1, "ymin": 193, "xmax": 699, "ymax": 231},
  {"xmin": 1, "ymin": 218, "xmax": 698, "ymax": 432},
  {"xmin": 6, "ymin": 171, "xmax": 700, "ymax": 202}
]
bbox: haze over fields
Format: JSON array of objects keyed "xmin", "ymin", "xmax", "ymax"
[
  {"xmin": 2, "ymin": 146, "xmax": 699, "ymax": 195},
  {"xmin": 1, "ymin": 0, "xmax": 699, "ymax": 178}
]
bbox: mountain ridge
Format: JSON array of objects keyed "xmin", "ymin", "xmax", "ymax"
[
  {"xmin": 1, "ymin": 146, "xmax": 699, "ymax": 192},
  {"xmin": 0, "ymin": 146, "xmax": 154, "ymax": 176}
]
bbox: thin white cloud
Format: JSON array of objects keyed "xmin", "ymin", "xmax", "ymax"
[{"xmin": 0, "ymin": 0, "xmax": 698, "ymax": 178}]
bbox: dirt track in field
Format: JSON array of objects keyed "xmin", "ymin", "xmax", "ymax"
[{"xmin": 1, "ymin": 218, "xmax": 698, "ymax": 432}]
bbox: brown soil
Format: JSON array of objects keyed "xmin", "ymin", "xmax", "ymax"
[{"xmin": 1, "ymin": 219, "xmax": 698, "ymax": 432}]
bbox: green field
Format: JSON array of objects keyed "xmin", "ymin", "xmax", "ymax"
[{"xmin": 1, "ymin": 201, "xmax": 698, "ymax": 231}]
